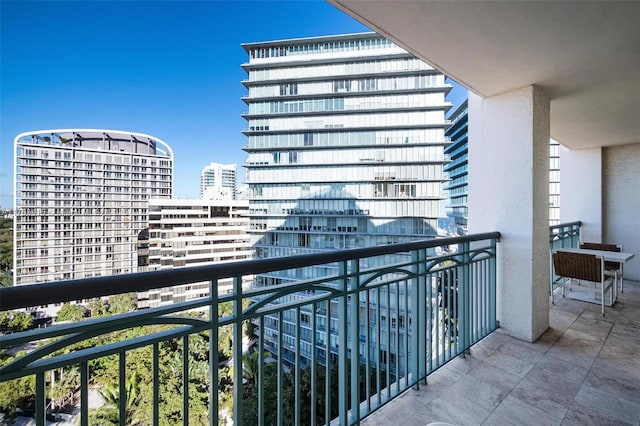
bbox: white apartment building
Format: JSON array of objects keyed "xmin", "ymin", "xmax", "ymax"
[
  {"xmin": 13, "ymin": 129, "xmax": 173, "ymax": 285},
  {"xmin": 142, "ymin": 198, "xmax": 251, "ymax": 307},
  {"xmin": 242, "ymin": 33, "xmax": 451, "ymax": 367},
  {"xmin": 200, "ymin": 162, "xmax": 237, "ymax": 200}
]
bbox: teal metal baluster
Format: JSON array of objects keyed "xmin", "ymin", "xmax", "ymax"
[
  {"xmin": 310, "ymin": 302, "xmax": 317, "ymax": 426},
  {"xmin": 295, "ymin": 306, "xmax": 301, "ymax": 425},
  {"xmin": 490, "ymin": 239, "xmax": 497, "ymax": 330},
  {"xmin": 349, "ymin": 258, "xmax": 360, "ymax": 423},
  {"xmin": 183, "ymin": 335, "xmax": 189, "ymax": 425},
  {"xmin": 36, "ymin": 372, "xmax": 45, "ymax": 425},
  {"xmin": 338, "ymin": 260, "xmax": 348, "ymax": 425},
  {"xmin": 258, "ymin": 316, "xmax": 265, "ymax": 426},
  {"xmin": 80, "ymin": 361, "xmax": 88, "ymax": 426},
  {"xmin": 364, "ymin": 289, "xmax": 371, "ymax": 413},
  {"xmin": 233, "ymin": 276, "xmax": 243, "ymax": 425},
  {"xmin": 119, "ymin": 351, "xmax": 126, "ymax": 426},
  {"xmin": 375, "ymin": 286, "xmax": 381, "ymax": 407},
  {"xmin": 277, "ymin": 310, "xmax": 283, "ymax": 426},
  {"xmin": 209, "ymin": 280, "xmax": 218, "ymax": 426},
  {"xmin": 153, "ymin": 342, "xmax": 159, "ymax": 426}
]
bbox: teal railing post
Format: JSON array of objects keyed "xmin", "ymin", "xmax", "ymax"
[
  {"xmin": 36, "ymin": 371, "xmax": 45, "ymax": 425},
  {"xmin": 338, "ymin": 260, "xmax": 348, "ymax": 425},
  {"xmin": 410, "ymin": 249, "xmax": 426, "ymax": 389},
  {"xmin": 153, "ymin": 342, "xmax": 160, "ymax": 426},
  {"xmin": 182, "ymin": 335, "xmax": 189, "ymax": 425},
  {"xmin": 233, "ymin": 276, "xmax": 244, "ymax": 425},
  {"xmin": 80, "ymin": 361, "xmax": 89, "ymax": 426},
  {"xmin": 209, "ymin": 280, "xmax": 219, "ymax": 426},
  {"xmin": 349, "ymin": 259, "xmax": 360, "ymax": 423},
  {"xmin": 489, "ymin": 239, "xmax": 497, "ymax": 330},
  {"xmin": 459, "ymin": 242, "xmax": 471, "ymax": 356},
  {"xmin": 120, "ymin": 352, "xmax": 127, "ymax": 426}
]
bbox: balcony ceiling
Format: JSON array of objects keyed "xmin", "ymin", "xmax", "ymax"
[{"xmin": 328, "ymin": 1, "xmax": 640, "ymax": 150}]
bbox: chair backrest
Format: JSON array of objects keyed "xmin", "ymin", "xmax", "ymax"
[
  {"xmin": 553, "ymin": 251, "xmax": 602, "ymax": 282},
  {"xmin": 580, "ymin": 242, "xmax": 620, "ymax": 252}
]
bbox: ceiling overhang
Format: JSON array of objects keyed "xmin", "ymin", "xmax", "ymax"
[{"xmin": 328, "ymin": 0, "xmax": 640, "ymax": 150}]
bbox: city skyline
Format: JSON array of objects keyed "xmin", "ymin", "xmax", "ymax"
[{"xmin": 0, "ymin": 1, "xmax": 466, "ymax": 209}]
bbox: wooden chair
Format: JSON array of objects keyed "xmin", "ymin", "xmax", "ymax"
[
  {"xmin": 580, "ymin": 242, "xmax": 624, "ymax": 294},
  {"xmin": 552, "ymin": 251, "xmax": 614, "ymax": 316}
]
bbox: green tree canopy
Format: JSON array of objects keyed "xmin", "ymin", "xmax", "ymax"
[
  {"xmin": 108, "ymin": 293, "xmax": 136, "ymax": 314},
  {"xmin": 0, "ymin": 311, "xmax": 33, "ymax": 333},
  {"xmin": 56, "ymin": 303, "xmax": 87, "ymax": 322},
  {"xmin": 0, "ymin": 218, "xmax": 12, "ymax": 272}
]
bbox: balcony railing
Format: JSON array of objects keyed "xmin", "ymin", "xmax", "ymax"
[
  {"xmin": 1, "ymin": 232, "xmax": 500, "ymax": 425},
  {"xmin": 549, "ymin": 221, "xmax": 582, "ymax": 291}
]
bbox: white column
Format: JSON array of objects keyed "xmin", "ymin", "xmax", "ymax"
[
  {"xmin": 468, "ymin": 86, "xmax": 550, "ymax": 342},
  {"xmin": 560, "ymin": 146, "xmax": 603, "ymax": 243}
]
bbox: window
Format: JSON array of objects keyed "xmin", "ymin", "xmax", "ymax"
[
  {"xmin": 303, "ymin": 132, "xmax": 314, "ymax": 146},
  {"xmin": 288, "ymin": 151, "xmax": 298, "ymax": 164},
  {"xmin": 279, "ymin": 83, "xmax": 298, "ymax": 96},
  {"xmin": 333, "ymin": 79, "xmax": 350, "ymax": 92},
  {"xmin": 273, "ymin": 152, "xmax": 281, "ymax": 164}
]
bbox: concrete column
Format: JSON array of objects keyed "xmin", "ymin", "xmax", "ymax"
[
  {"xmin": 560, "ymin": 146, "xmax": 603, "ymax": 243},
  {"xmin": 468, "ymin": 86, "xmax": 550, "ymax": 342}
]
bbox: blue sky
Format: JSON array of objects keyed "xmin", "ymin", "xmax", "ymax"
[{"xmin": 0, "ymin": 0, "xmax": 467, "ymax": 209}]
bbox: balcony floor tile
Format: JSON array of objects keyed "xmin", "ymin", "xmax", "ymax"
[{"xmin": 362, "ymin": 279, "xmax": 640, "ymax": 426}]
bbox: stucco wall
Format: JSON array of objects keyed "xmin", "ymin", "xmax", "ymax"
[
  {"xmin": 603, "ymin": 144, "xmax": 640, "ymax": 281},
  {"xmin": 560, "ymin": 146, "xmax": 603, "ymax": 242}
]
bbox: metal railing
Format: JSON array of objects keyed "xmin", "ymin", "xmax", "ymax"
[
  {"xmin": 1, "ymin": 232, "xmax": 500, "ymax": 425},
  {"xmin": 549, "ymin": 221, "xmax": 582, "ymax": 292}
]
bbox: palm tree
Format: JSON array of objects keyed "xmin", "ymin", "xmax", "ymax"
[
  {"xmin": 242, "ymin": 351, "xmax": 271, "ymax": 388},
  {"xmin": 89, "ymin": 372, "xmax": 144, "ymax": 425}
]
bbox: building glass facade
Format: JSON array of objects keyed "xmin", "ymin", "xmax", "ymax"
[
  {"xmin": 443, "ymin": 100, "xmax": 468, "ymax": 235},
  {"xmin": 242, "ymin": 33, "xmax": 451, "ymax": 367}
]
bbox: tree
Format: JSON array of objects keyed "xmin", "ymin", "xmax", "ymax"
[
  {"xmin": 0, "ymin": 218, "xmax": 12, "ymax": 273},
  {"xmin": 87, "ymin": 298, "xmax": 108, "ymax": 317},
  {"xmin": 56, "ymin": 303, "xmax": 86, "ymax": 322},
  {"xmin": 0, "ymin": 274, "xmax": 12, "ymax": 288},
  {"xmin": 0, "ymin": 352, "xmax": 35, "ymax": 419},
  {"xmin": 108, "ymin": 293, "xmax": 136, "ymax": 314},
  {"xmin": 0, "ymin": 311, "xmax": 33, "ymax": 333},
  {"xmin": 89, "ymin": 372, "xmax": 147, "ymax": 425},
  {"xmin": 242, "ymin": 351, "xmax": 271, "ymax": 388}
]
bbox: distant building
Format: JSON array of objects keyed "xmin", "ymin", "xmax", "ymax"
[
  {"xmin": 443, "ymin": 100, "xmax": 468, "ymax": 235},
  {"xmin": 200, "ymin": 162, "xmax": 237, "ymax": 200},
  {"xmin": 13, "ymin": 129, "xmax": 173, "ymax": 285},
  {"xmin": 443, "ymin": 105, "xmax": 561, "ymax": 231},
  {"xmin": 242, "ymin": 33, "xmax": 451, "ymax": 368},
  {"xmin": 140, "ymin": 198, "xmax": 251, "ymax": 308}
]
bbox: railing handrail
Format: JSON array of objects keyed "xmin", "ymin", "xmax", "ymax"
[
  {"xmin": 549, "ymin": 220, "xmax": 582, "ymax": 231},
  {"xmin": 1, "ymin": 232, "xmax": 500, "ymax": 312}
]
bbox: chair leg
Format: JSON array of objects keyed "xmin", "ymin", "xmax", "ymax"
[{"xmin": 601, "ymin": 281, "xmax": 605, "ymax": 316}]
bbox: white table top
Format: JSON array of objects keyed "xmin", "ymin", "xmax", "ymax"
[{"xmin": 556, "ymin": 247, "xmax": 635, "ymax": 263}]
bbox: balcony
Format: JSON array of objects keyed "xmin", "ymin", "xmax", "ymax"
[
  {"xmin": 5, "ymin": 223, "xmax": 634, "ymax": 425},
  {"xmin": 362, "ymin": 278, "xmax": 640, "ymax": 425}
]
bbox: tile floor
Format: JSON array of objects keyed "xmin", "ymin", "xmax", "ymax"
[{"xmin": 362, "ymin": 279, "xmax": 640, "ymax": 426}]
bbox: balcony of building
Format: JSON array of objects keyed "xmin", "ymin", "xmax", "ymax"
[
  {"xmin": 362, "ymin": 276, "xmax": 640, "ymax": 425},
  {"xmin": 1, "ymin": 222, "xmax": 638, "ymax": 425},
  {"xmin": 322, "ymin": 1, "xmax": 640, "ymax": 424}
]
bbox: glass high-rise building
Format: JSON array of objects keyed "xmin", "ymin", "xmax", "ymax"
[
  {"xmin": 13, "ymin": 129, "xmax": 173, "ymax": 285},
  {"xmin": 444, "ymin": 100, "xmax": 468, "ymax": 235},
  {"xmin": 242, "ymin": 33, "xmax": 451, "ymax": 366}
]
